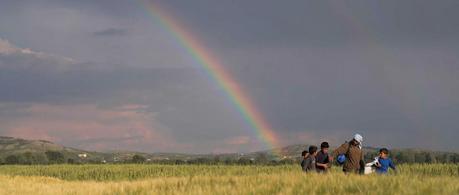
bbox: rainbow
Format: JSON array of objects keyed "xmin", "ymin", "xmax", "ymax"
[{"xmin": 140, "ymin": 1, "xmax": 282, "ymax": 155}]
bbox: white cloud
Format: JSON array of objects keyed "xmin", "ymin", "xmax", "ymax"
[{"xmin": 0, "ymin": 38, "xmax": 75, "ymax": 63}]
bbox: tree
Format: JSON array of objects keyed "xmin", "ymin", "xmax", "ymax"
[
  {"xmin": 5, "ymin": 155, "xmax": 20, "ymax": 164},
  {"xmin": 213, "ymin": 155, "xmax": 221, "ymax": 164},
  {"xmin": 364, "ymin": 151, "xmax": 379, "ymax": 162},
  {"xmin": 67, "ymin": 158, "xmax": 75, "ymax": 164},
  {"xmin": 22, "ymin": 152, "xmax": 35, "ymax": 164},
  {"xmin": 195, "ymin": 158, "xmax": 210, "ymax": 164},
  {"xmin": 33, "ymin": 153, "xmax": 49, "ymax": 164},
  {"xmin": 132, "ymin": 154, "xmax": 146, "ymax": 163},
  {"xmin": 415, "ymin": 152, "xmax": 427, "ymax": 163},
  {"xmin": 237, "ymin": 158, "xmax": 252, "ymax": 165},
  {"xmin": 224, "ymin": 158, "xmax": 235, "ymax": 165},
  {"xmin": 425, "ymin": 153, "xmax": 435, "ymax": 163},
  {"xmin": 45, "ymin": 151, "xmax": 65, "ymax": 164},
  {"xmin": 454, "ymin": 154, "xmax": 459, "ymax": 163},
  {"xmin": 175, "ymin": 159, "xmax": 185, "ymax": 165},
  {"xmin": 279, "ymin": 158, "xmax": 294, "ymax": 164},
  {"xmin": 255, "ymin": 153, "xmax": 268, "ymax": 164}
]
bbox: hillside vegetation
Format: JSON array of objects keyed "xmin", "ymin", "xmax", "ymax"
[{"xmin": 1, "ymin": 136, "xmax": 458, "ymax": 165}]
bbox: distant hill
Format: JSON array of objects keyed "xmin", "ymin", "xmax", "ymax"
[
  {"xmin": 0, "ymin": 136, "xmax": 108, "ymax": 162},
  {"xmin": 0, "ymin": 136, "xmax": 457, "ymax": 164},
  {"xmin": 0, "ymin": 136, "xmax": 80, "ymax": 154}
]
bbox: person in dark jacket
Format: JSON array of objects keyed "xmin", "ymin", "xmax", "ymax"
[
  {"xmin": 331, "ymin": 134, "xmax": 365, "ymax": 174},
  {"xmin": 316, "ymin": 142, "xmax": 331, "ymax": 173}
]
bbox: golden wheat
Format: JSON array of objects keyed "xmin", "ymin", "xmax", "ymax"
[{"xmin": 0, "ymin": 164, "xmax": 457, "ymax": 195}]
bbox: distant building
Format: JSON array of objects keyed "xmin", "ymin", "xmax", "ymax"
[{"xmin": 78, "ymin": 153, "xmax": 87, "ymax": 158}]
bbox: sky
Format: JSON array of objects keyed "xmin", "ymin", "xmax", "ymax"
[{"xmin": 0, "ymin": 0, "xmax": 458, "ymax": 153}]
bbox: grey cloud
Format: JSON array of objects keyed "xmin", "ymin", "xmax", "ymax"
[
  {"xmin": 222, "ymin": 46, "xmax": 459, "ymax": 151},
  {"xmin": 0, "ymin": 38, "xmax": 250, "ymax": 153},
  {"xmin": 144, "ymin": 0, "xmax": 459, "ymax": 48},
  {"xmin": 93, "ymin": 28, "xmax": 128, "ymax": 37}
]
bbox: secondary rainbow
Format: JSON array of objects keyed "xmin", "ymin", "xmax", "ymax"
[{"xmin": 140, "ymin": 1, "xmax": 281, "ymax": 154}]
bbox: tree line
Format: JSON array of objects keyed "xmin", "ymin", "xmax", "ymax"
[{"xmin": 1, "ymin": 150, "xmax": 459, "ymax": 165}]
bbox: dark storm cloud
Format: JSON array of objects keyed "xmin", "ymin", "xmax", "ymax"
[
  {"xmin": 0, "ymin": 0, "xmax": 458, "ymax": 152},
  {"xmin": 148, "ymin": 0, "xmax": 459, "ymax": 48},
  {"xmin": 223, "ymin": 47, "xmax": 459, "ymax": 151}
]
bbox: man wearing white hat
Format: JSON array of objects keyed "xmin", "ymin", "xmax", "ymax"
[
  {"xmin": 332, "ymin": 133, "xmax": 365, "ymax": 174},
  {"xmin": 354, "ymin": 134, "xmax": 363, "ymax": 149}
]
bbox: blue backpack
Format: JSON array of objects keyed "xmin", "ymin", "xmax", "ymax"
[{"xmin": 337, "ymin": 154, "xmax": 346, "ymax": 165}]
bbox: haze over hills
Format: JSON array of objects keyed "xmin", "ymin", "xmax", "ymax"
[{"xmin": 0, "ymin": 136, "xmax": 458, "ymax": 164}]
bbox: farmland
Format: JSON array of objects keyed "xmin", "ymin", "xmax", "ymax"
[{"xmin": 0, "ymin": 164, "xmax": 458, "ymax": 194}]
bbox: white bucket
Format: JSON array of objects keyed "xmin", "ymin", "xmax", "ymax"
[{"xmin": 364, "ymin": 163, "xmax": 375, "ymax": 175}]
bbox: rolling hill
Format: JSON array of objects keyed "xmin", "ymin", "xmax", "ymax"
[
  {"xmin": 0, "ymin": 136, "xmax": 457, "ymax": 164},
  {"xmin": 0, "ymin": 136, "xmax": 108, "ymax": 162}
]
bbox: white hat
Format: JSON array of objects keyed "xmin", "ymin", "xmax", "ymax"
[{"xmin": 354, "ymin": 133, "xmax": 363, "ymax": 144}]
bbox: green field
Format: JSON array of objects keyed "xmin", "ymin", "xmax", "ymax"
[{"xmin": 0, "ymin": 164, "xmax": 458, "ymax": 194}]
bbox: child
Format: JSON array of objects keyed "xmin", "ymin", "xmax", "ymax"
[
  {"xmin": 300, "ymin": 150, "xmax": 309, "ymax": 170},
  {"xmin": 302, "ymin": 146, "xmax": 318, "ymax": 172},
  {"xmin": 316, "ymin": 142, "xmax": 331, "ymax": 173},
  {"xmin": 375, "ymin": 148, "xmax": 396, "ymax": 174}
]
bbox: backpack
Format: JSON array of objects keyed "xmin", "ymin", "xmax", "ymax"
[{"xmin": 337, "ymin": 154, "xmax": 346, "ymax": 165}]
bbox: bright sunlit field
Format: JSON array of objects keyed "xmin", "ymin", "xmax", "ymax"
[{"xmin": 0, "ymin": 164, "xmax": 458, "ymax": 195}]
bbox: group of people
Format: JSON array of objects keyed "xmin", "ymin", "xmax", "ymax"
[{"xmin": 301, "ymin": 134, "xmax": 396, "ymax": 175}]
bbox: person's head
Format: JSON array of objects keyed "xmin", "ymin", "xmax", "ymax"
[
  {"xmin": 320, "ymin": 142, "xmax": 329, "ymax": 153},
  {"xmin": 353, "ymin": 134, "xmax": 363, "ymax": 145},
  {"xmin": 309, "ymin": 145, "xmax": 318, "ymax": 156},
  {"xmin": 301, "ymin": 150, "xmax": 308, "ymax": 158},
  {"xmin": 379, "ymin": 148, "xmax": 389, "ymax": 159}
]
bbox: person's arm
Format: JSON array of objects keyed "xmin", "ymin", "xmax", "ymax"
[
  {"xmin": 389, "ymin": 159, "xmax": 396, "ymax": 170},
  {"xmin": 331, "ymin": 144, "xmax": 348, "ymax": 158},
  {"xmin": 308, "ymin": 158, "xmax": 316, "ymax": 171},
  {"xmin": 303, "ymin": 158, "xmax": 311, "ymax": 171},
  {"xmin": 305, "ymin": 158, "xmax": 316, "ymax": 171},
  {"xmin": 316, "ymin": 163, "xmax": 328, "ymax": 168},
  {"xmin": 317, "ymin": 155, "xmax": 331, "ymax": 169},
  {"xmin": 326, "ymin": 154, "xmax": 332, "ymax": 168}
]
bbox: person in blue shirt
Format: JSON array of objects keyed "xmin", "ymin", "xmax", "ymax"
[{"xmin": 375, "ymin": 148, "xmax": 396, "ymax": 174}]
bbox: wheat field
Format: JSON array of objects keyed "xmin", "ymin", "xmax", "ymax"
[{"xmin": 0, "ymin": 164, "xmax": 457, "ymax": 195}]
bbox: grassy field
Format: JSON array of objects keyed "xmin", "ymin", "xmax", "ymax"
[{"xmin": 0, "ymin": 164, "xmax": 457, "ymax": 194}]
